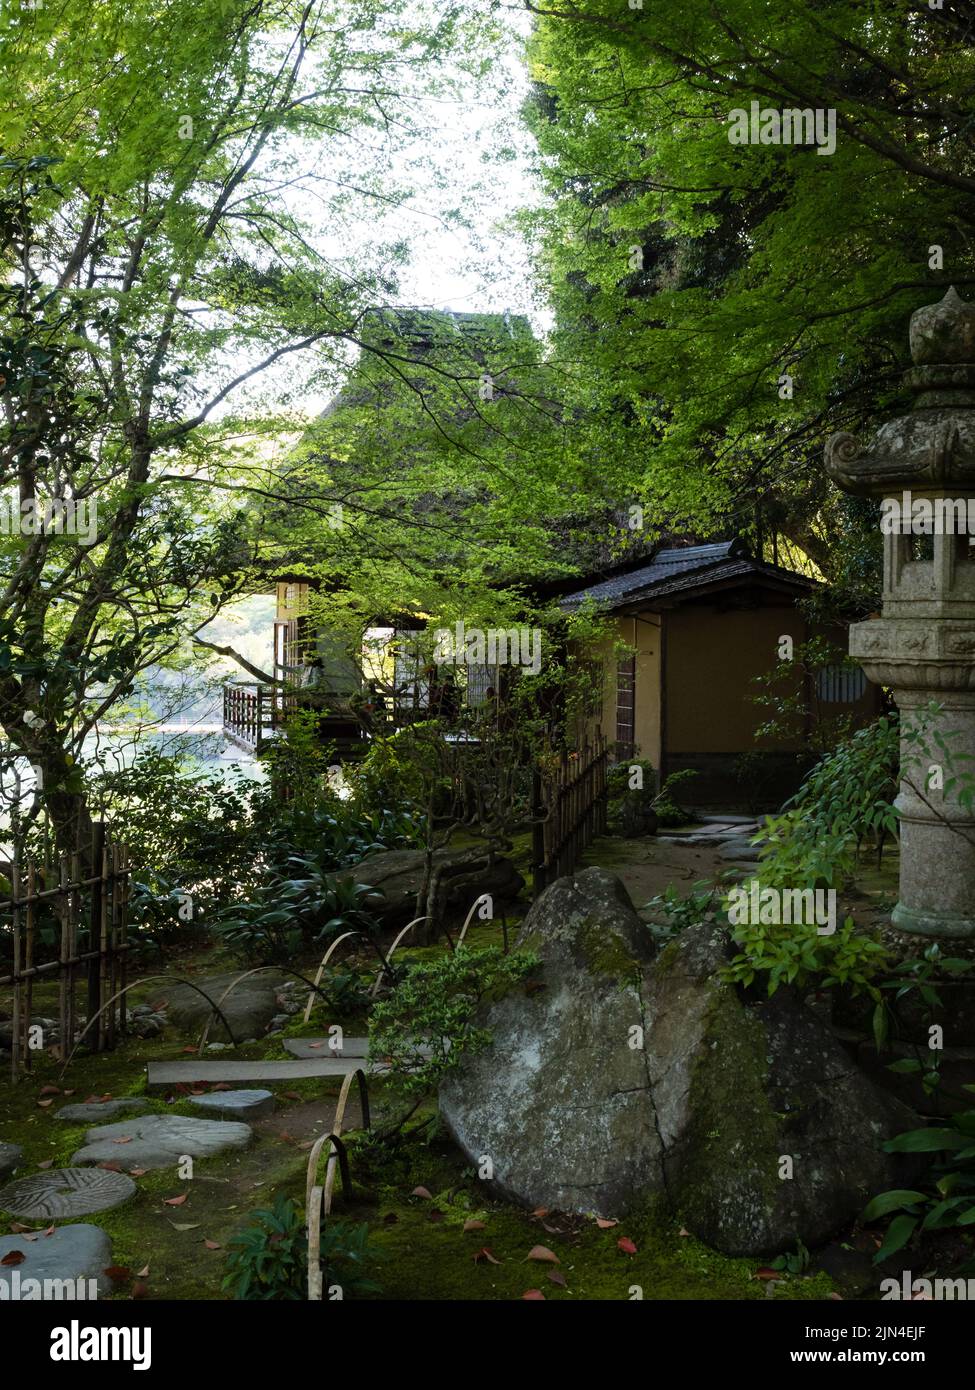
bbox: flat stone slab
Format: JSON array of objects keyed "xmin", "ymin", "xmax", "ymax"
[
  {"xmin": 56, "ymin": 1097, "xmax": 150, "ymax": 1123},
  {"xmin": 283, "ymin": 1037, "xmax": 369, "ymax": 1059},
  {"xmin": 700, "ymin": 815, "xmax": 761, "ymax": 825},
  {"xmin": 188, "ymin": 1089, "xmax": 274, "ymax": 1119},
  {"xmin": 0, "ymin": 1167, "xmax": 136, "ymax": 1219},
  {"xmin": 0, "ymin": 1223, "xmax": 114, "ymax": 1299},
  {"xmin": 146, "ymin": 1058, "xmax": 381, "ymax": 1091},
  {"xmin": 0, "ymin": 1142, "xmax": 23, "ymax": 1178},
  {"xmin": 719, "ymin": 841, "xmax": 764, "ymax": 861},
  {"xmin": 72, "ymin": 1114, "xmax": 252, "ymax": 1169}
]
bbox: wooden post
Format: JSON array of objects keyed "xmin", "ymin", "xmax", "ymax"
[
  {"xmin": 531, "ymin": 768, "xmax": 546, "ymax": 899},
  {"xmin": 24, "ymin": 864, "xmax": 35, "ymax": 1073},
  {"xmin": 88, "ymin": 821, "xmax": 106, "ymax": 1050},
  {"xmin": 10, "ymin": 863, "xmax": 20, "ymax": 1083}
]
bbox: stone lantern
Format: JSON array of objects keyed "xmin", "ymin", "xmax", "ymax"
[{"xmin": 825, "ymin": 286, "xmax": 975, "ymax": 939}]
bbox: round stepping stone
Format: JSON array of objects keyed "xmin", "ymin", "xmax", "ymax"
[
  {"xmin": 71, "ymin": 1114, "xmax": 252, "ymax": 1170},
  {"xmin": 188, "ymin": 1089, "xmax": 274, "ymax": 1119},
  {"xmin": 0, "ymin": 1223, "xmax": 114, "ymax": 1299},
  {"xmin": 0, "ymin": 1142, "xmax": 23, "ymax": 1179},
  {"xmin": 0, "ymin": 1167, "xmax": 136, "ymax": 1219},
  {"xmin": 56, "ymin": 1097, "xmax": 149, "ymax": 1123}
]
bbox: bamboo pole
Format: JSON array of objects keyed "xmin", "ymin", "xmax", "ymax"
[
  {"xmin": 24, "ymin": 864, "xmax": 35, "ymax": 1073},
  {"xmin": 10, "ymin": 863, "xmax": 20, "ymax": 1083}
]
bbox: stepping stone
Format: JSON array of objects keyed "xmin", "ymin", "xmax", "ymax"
[
  {"xmin": 719, "ymin": 841, "xmax": 763, "ymax": 862},
  {"xmin": 700, "ymin": 815, "xmax": 761, "ymax": 825},
  {"xmin": 71, "ymin": 1114, "xmax": 252, "ymax": 1170},
  {"xmin": 284, "ymin": 1036, "xmax": 369, "ymax": 1059},
  {"xmin": 56, "ymin": 1097, "xmax": 149, "ymax": 1123},
  {"xmin": 0, "ymin": 1167, "xmax": 136, "ymax": 1219},
  {"xmin": 0, "ymin": 1223, "xmax": 114, "ymax": 1299},
  {"xmin": 146, "ymin": 1057, "xmax": 380, "ymax": 1091},
  {"xmin": 188, "ymin": 1089, "xmax": 274, "ymax": 1119},
  {"xmin": 0, "ymin": 1142, "xmax": 23, "ymax": 1179}
]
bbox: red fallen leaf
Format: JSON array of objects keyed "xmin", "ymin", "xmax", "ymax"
[
  {"xmin": 411, "ymin": 1186, "xmax": 433, "ymax": 1200},
  {"xmin": 463, "ymin": 1219, "xmax": 485, "ymax": 1232},
  {"xmin": 111, "ymin": 1137, "xmax": 133, "ymax": 1145},
  {"xmin": 36, "ymin": 1160, "xmax": 54, "ymax": 1170},
  {"xmin": 104, "ymin": 1266, "xmax": 131, "ymax": 1283},
  {"xmin": 548, "ymin": 1270, "xmax": 567, "ymax": 1287},
  {"xmin": 136, "ymin": 1265, "xmax": 150, "ymax": 1278},
  {"xmin": 531, "ymin": 1206, "xmax": 549, "ymax": 1218},
  {"xmin": 428, "ymin": 1209, "xmax": 444, "ymax": 1223},
  {"xmin": 189, "ymin": 1090, "xmax": 206, "ymax": 1097},
  {"xmin": 204, "ymin": 1240, "xmax": 221, "ymax": 1250},
  {"xmin": 473, "ymin": 1247, "xmax": 501, "ymax": 1265},
  {"xmin": 129, "ymin": 1168, "xmax": 148, "ymax": 1177},
  {"xmin": 829, "ymin": 1292, "xmax": 844, "ymax": 1301},
  {"xmin": 211, "ymin": 1083, "xmax": 231, "ymax": 1092},
  {"xmin": 38, "ymin": 1084, "xmax": 61, "ymax": 1096},
  {"xmin": 62, "ymin": 1090, "xmax": 75, "ymax": 1097},
  {"xmin": 522, "ymin": 1289, "xmax": 545, "ymax": 1299},
  {"xmin": 36, "ymin": 1099, "xmax": 54, "ymax": 1108},
  {"xmin": 277, "ymin": 1132, "xmax": 296, "ymax": 1144},
  {"xmin": 150, "ymin": 999, "xmax": 168, "ymax": 1011},
  {"xmin": 99, "ymin": 1094, "xmax": 112, "ymax": 1101},
  {"xmin": 307, "ymin": 1042, "xmax": 324, "ymax": 1049},
  {"xmin": 526, "ymin": 1245, "xmax": 559, "ymax": 1264},
  {"xmin": 98, "ymin": 1161, "xmax": 123, "ymax": 1172},
  {"xmin": 280, "ymin": 1091, "xmax": 303, "ymax": 1101},
  {"xmin": 595, "ymin": 1217, "xmax": 618, "ymax": 1229},
  {"xmin": 1, "ymin": 1251, "xmax": 25, "ymax": 1266},
  {"xmin": 181, "ymin": 1047, "xmax": 198, "ymax": 1055},
  {"xmin": 753, "ymin": 1267, "xmax": 780, "ymax": 1281},
  {"xmin": 163, "ymin": 1194, "xmax": 188, "ymax": 1207},
  {"xmin": 383, "ymin": 1213, "xmax": 399, "ymax": 1226},
  {"xmin": 132, "ymin": 1281, "xmax": 149, "ymax": 1299},
  {"xmin": 85, "ymin": 1094, "xmax": 99, "ymax": 1104},
  {"xmin": 42, "ymin": 1226, "xmax": 54, "ymax": 1237},
  {"xmin": 617, "ymin": 1236, "xmax": 638, "ymax": 1255}
]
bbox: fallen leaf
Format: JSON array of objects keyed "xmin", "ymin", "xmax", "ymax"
[
  {"xmin": 548, "ymin": 1270, "xmax": 567, "ymax": 1287},
  {"xmin": 280, "ymin": 1091, "xmax": 302, "ymax": 1101},
  {"xmin": 38, "ymin": 1085, "xmax": 61, "ymax": 1097},
  {"xmin": 129, "ymin": 1168, "xmax": 148, "ymax": 1177},
  {"xmin": 411, "ymin": 1186, "xmax": 433, "ymax": 1200},
  {"xmin": 97, "ymin": 1161, "xmax": 123, "ymax": 1172},
  {"xmin": 308, "ymin": 1042, "xmax": 323, "ymax": 1049},
  {"xmin": 1, "ymin": 1252, "xmax": 25, "ymax": 1267},
  {"xmin": 8, "ymin": 1222, "xmax": 32, "ymax": 1234},
  {"xmin": 132, "ymin": 1281, "xmax": 149, "ymax": 1299},
  {"xmin": 103, "ymin": 1266, "xmax": 131, "ymax": 1283},
  {"xmin": 163, "ymin": 1194, "xmax": 188, "ymax": 1207},
  {"xmin": 212, "ymin": 1083, "xmax": 231, "ymax": 1092},
  {"xmin": 473, "ymin": 1247, "xmax": 501, "ymax": 1265},
  {"xmin": 36, "ymin": 1160, "xmax": 53, "ymax": 1170},
  {"xmin": 62, "ymin": 1090, "xmax": 75, "ymax": 1097},
  {"xmin": 21, "ymin": 1234, "xmax": 38, "ymax": 1242},
  {"xmin": 111, "ymin": 1137, "xmax": 133, "ymax": 1145},
  {"xmin": 531, "ymin": 1207, "xmax": 549, "ymax": 1219},
  {"xmin": 36, "ymin": 1099, "xmax": 54, "ymax": 1109},
  {"xmin": 204, "ymin": 1239, "xmax": 221, "ymax": 1250},
  {"xmin": 136, "ymin": 1265, "xmax": 150, "ymax": 1278},
  {"xmin": 678, "ymin": 1227, "xmax": 690, "ymax": 1237},
  {"xmin": 753, "ymin": 1267, "xmax": 780, "ymax": 1281},
  {"xmin": 829, "ymin": 1292, "xmax": 844, "ymax": 1301},
  {"xmin": 617, "ymin": 1236, "xmax": 638, "ymax": 1255},
  {"xmin": 526, "ymin": 1245, "xmax": 559, "ymax": 1264},
  {"xmin": 521, "ymin": 1289, "xmax": 545, "ymax": 1299},
  {"xmin": 595, "ymin": 1217, "xmax": 618, "ymax": 1229},
  {"xmin": 463, "ymin": 1219, "xmax": 485, "ymax": 1233},
  {"xmin": 168, "ymin": 1222, "xmax": 201, "ymax": 1232},
  {"xmin": 181, "ymin": 1047, "xmax": 198, "ymax": 1055},
  {"xmin": 42, "ymin": 1226, "xmax": 54, "ymax": 1237}
]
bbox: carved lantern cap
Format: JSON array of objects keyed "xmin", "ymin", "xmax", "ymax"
[{"xmin": 826, "ymin": 287, "xmax": 975, "ymax": 496}]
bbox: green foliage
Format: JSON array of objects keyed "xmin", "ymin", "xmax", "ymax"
[
  {"xmin": 369, "ymin": 945, "xmax": 538, "ymax": 1099},
  {"xmin": 751, "ymin": 637, "xmax": 860, "ymax": 757},
  {"xmin": 864, "ymin": 1107, "xmax": 975, "ymax": 1265},
  {"xmin": 642, "ymin": 881, "xmax": 718, "ymax": 947},
  {"xmin": 221, "ymin": 1194, "xmax": 379, "ymax": 1300},
  {"xmin": 723, "ymin": 912, "xmax": 888, "ymax": 1003}
]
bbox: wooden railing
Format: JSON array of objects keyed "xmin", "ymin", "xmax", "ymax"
[
  {"xmin": 0, "ymin": 823, "xmax": 130, "ymax": 1080},
  {"xmin": 222, "ymin": 682, "xmax": 278, "ymax": 749},
  {"xmin": 531, "ymin": 734, "xmax": 609, "ymax": 897}
]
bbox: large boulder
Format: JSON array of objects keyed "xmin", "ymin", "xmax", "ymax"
[
  {"xmin": 335, "ymin": 848, "xmax": 525, "ymax": 927},
  {"xmin": 163, "ymin": 971, "xmax": 290, "ymax": 1042},
  {"xmin": 440, "ymin": 867, "xmax": 917, "ymax": 1257}
]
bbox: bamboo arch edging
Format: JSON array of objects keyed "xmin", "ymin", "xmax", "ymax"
[
  {"xmin": 367, "ymin": 915, "xmax": 426, "ymax": 998},
  {"xmin": 196, "ymin": 965, "xmax": 348, "ymax": 1054},
  {"xmin": 58, "ymin": 974, "xmax": 239, "ymax": 1078},
  {"xmin": 306, "ymin": 1067, "xmax": 371, "ymax": 1301}
]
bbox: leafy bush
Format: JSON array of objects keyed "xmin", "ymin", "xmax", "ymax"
[
  {"xmin": 641, "ymin": 881, "xmax": 718, "ymax": 946},
  {"xmin": 369, "ymin": 945, "xmax": 538, "ymax": 1100},
  {"xmin": 723, "ymin": 911, "xmax": 888, "ymax": 1011},
  {"xmin": 863, "ymin": 1108, "xmax": 975, "ymax": 1266},
  {"xmin": 214, "ymin": 869, "xmax": 383, "ymax": 963},
  {"xmin": 222, "ymin": 1193, "xmax": 379, "ymax": 1299}
]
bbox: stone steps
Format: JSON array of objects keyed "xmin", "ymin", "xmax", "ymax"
[{"xmin": 146, "ymin": 1056, "xmax": 383, "ymax": 1091}]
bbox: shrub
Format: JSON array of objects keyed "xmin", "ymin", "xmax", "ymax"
[{"xmin": 222, "ymin": 1193, "xmax": 379, "ymax": 1299}]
